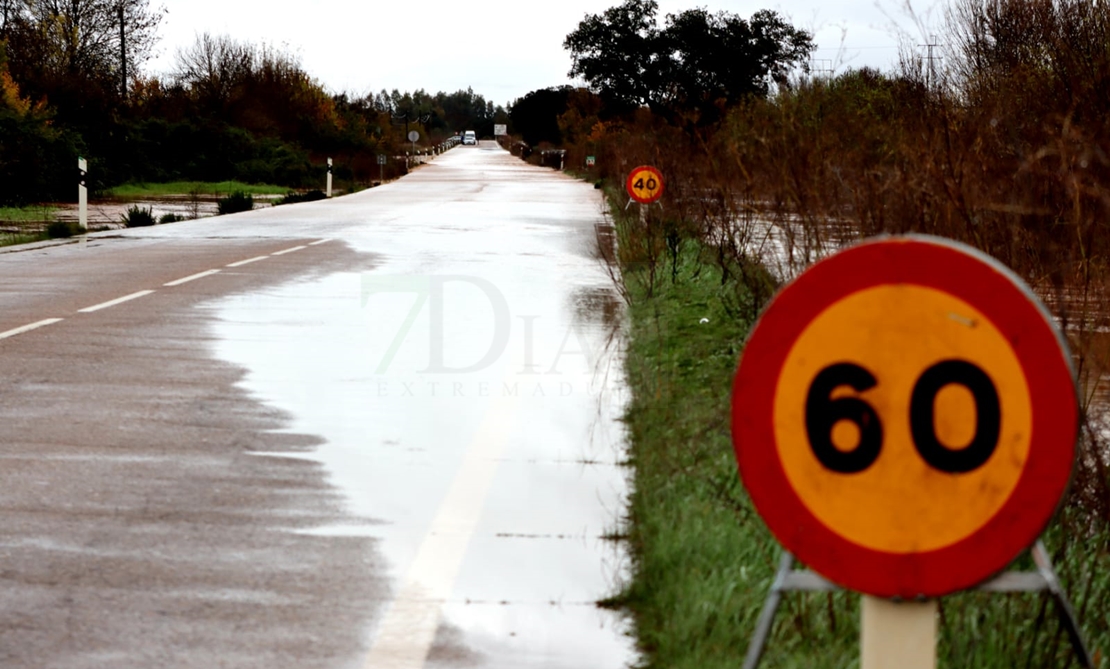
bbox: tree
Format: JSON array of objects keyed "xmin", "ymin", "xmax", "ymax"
[
  {"xmin": 562, "ymin": 0, "xmax": 660, "ymax": 112},
  {"xmin": 510, "ymin": 86, "xmax": 572, "ymax": 146},
  {"xmin": 564, "ymin": 0, "xmax": 814, "ymax": 117},
  {"xmin": 2, "ymin": 0, "xmax": 164, "ymax": 100}
]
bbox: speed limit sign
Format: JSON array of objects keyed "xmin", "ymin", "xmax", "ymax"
[
  {"xmin": 626, "ymin": 165, "xmax": 664, "ymax": 204},
  {"xmin": 731, "ymin": 235, "xmax": 1078, "ymax": 598}
]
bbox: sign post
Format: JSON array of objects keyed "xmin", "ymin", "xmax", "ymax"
[
  {"xmin": 326, "ymin": 157, "xmax": 333, "ymax": 197},
  {"xmin": 77, "ymin": 156, "xmax": 88, "ymax": 231},
  {"xmin": 407, "ymin": 130, "xmax": 419, "ymax": 157},
  {"xmin": 731, "ymin": 235, "xmax": 1090, "ymax": 668}
]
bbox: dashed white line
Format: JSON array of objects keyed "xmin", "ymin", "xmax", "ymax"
[
  {"xmin": 271, "ymin": 245, "xmax": 307, "ymax": 256},
  {"xmin": 0, "ymin": 318, "xmax": 64, "ymax": 340},
  {"xmin": 78, "ymin": 290, "xmax": 156, "ymax": 313},
  {"xmin": 308, "ymin": 238, "xmax": 334, "ymax": 246},
  {"xmin": 226, "ymin": 256, "xmax": 269, "ymax": 268},
  {"xmin": 163, "ymin": 269, "xmax": 220, "ymax": 287}
]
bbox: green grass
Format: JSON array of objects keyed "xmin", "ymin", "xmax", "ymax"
[
  {"xmin": 102, "ymin": 181, "xmax": 288, "ymax": 197},
  {"xmin": 0, "ymin": 206, "xmax": 56, "ymax": 223},
  {"xmin": 0, "ymin": 232, "xmax": 46, "ymax": 247},
  {"xmin": 612, "ymin": 237, "xmax": 1110, "ymax": 668}
]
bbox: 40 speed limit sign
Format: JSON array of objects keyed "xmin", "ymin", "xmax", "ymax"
[
  {"xmin": 731, "ymin": 235, "xmax": 1078, "ymax": 598},
  {"xmin": 626, "ymin": 165, "xmax": 664, "ymax": 204}
]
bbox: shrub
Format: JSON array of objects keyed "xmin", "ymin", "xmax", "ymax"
[
  {"xmin": 275, "ymin": 189, "xmax": 327, "ymax": 206},
  {"xmin": 122, "ymin": 205, "xmax": 155, "ymax": 227},
  {"xmin": 158, "ymin": 213, "xmax": 185, "ymax": 223},
  {"xmin": 217, "ymin": 191, "xmax": 253, "ymax": 215},
  {"xmin": 45, "ymin": 221, "xmax": 76, "ymax": 238}
]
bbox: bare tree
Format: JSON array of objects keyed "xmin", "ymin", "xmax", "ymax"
[{"xmin": 1, "ymin": 0, "xmax": 163, "ymax": 97}]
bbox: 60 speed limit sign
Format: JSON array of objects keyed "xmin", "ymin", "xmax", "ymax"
[{"xmin": 731, "ymin": 235, "xmax": 1078, "ymax": 598}]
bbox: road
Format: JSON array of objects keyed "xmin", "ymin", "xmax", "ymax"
[{"xmin": 0, "ymin": 143, "xmax": 633, "ymax": 668}]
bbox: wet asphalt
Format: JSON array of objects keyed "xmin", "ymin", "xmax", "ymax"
[{"xmin": 0, "ymin": 142, "xmax": 633, "ymax": 668}]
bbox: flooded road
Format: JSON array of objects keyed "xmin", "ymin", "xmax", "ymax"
[
  {"xmin": 206, "ymin": 145, "xmax": 633, "ymax": 666},
  {"xmin": 0, "ymin": 143, "xmax": 633, "ymax": 667}
]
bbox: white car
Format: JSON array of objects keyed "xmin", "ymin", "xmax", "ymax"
[{"xmin": 462, "ymin": 130, "xmax": 477, "ymax": 145}]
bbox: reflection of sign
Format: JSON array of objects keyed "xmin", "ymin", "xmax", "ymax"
[
  {"xmin": 731, "ymin": 235, "xmax": 1077, "ymax": 598},
  {"xmin": 377, "ymin": 154, "xmax": 387, "ymax": 165},
  {"xmin": 625, "ymin": 165, "xmax": 664, "ymax": 204},
  {"xmin": 586, "ymin": 155, "xmax": 596, "ymax": 167},
  {"xmin": 407, "ymin": 130, "xmax": 419, "ymax": 142},
  {"xmin": 494, "ymin": 124, "xmax": 507, "ymax": 136}
]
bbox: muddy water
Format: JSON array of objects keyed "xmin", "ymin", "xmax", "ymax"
[{"xmin": 204, "ymin": 146, "xmax": 634, "ymax": 667}]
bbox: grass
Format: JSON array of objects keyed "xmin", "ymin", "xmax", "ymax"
[
  {"xmin": 0, "ymin": 205, "xmax": 57, "ymax": 224},
  {"xmin": 102, "ymin": 181, "xmax": 288, "ymax": 198},
  {"xmin": 610, "ymin": 232, "xmax": 1110, "ymax": 668},
  {"xmin": 0, "ymin": 232, "xmax": 46, "ymax": 247}
]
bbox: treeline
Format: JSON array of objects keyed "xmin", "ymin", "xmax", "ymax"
[{"xmin": 0, "ymin": 0, "xmax": 507, "ymax": 205}]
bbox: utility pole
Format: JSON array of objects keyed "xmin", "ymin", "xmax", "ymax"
[
  {"xmin": 919, "ymin": 35, "xmax": 941, "ymax": 88},
  {"xmin": 118, "ymin": 3, "xmax": 127, "ymax": 99},
  {"xmin": 810, "ymin": 59, "xmax": 833, "ymax": 80}
]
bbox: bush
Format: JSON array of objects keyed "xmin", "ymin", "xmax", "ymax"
[
  {"xmin": 45, "ymin": 221, "xmax": 76, "ymax": 238},
  {"xmin": 217, "ymin": 191, "xmax": 253, "ymax": 215},
  {"xmin": 274, "ymin": 189, "xmax": 327, "ymax": 206},
  {"xmin": 158, "ymin": 213, "xmax": 185, "ymax": 223},
  {"xmin": 122, "ymin": 205, "xmax": 155, "ymax": 227}
]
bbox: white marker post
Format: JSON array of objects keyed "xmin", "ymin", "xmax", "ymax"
[
  {"xmin": 861, "ymin": 597, "xmax": 937, "ymax": 669},
  {"xmin": 326, "ymin": 157, "xmax": 333, "ymax": 198},
  {"xmin": 77, "ymin": 156, "xmax": 88, "ymax": 231}
]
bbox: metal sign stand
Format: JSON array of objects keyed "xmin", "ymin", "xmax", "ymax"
[{"xmin": 742, "ymin": 540, "xmax": 1094, "ymax": 669}]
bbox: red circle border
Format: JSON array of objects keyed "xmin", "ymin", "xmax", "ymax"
[
  {"xmin": 625, "ymin": 166, "xmax": 665, "ymax": 204},
  {"xmin": 731, "ymin": 235, "xmax": 1078, "ymax": 598}
]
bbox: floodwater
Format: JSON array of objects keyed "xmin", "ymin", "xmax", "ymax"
[{"xmin": 203, "ymin": 145, "xmax": 635, "ymax": 667}]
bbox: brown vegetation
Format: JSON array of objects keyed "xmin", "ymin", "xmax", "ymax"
[{"xmin": 563, "ymin": 0, "xmax": 1110, "ymax": 526}]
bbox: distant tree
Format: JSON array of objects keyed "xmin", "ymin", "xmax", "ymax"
[
  {"xmin": 510, "ymin": 86, "xmax": 572, "ymax": 145},
  {"xmin": 564, "ymin": 0, "xmax": 814, "ymax": 118}
]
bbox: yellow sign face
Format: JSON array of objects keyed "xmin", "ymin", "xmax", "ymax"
[
  {"xmin": 626, "ymin": 166, "xmax": 664, "ymax": 204},
  {"xmin": 772, "ymin": 284, "xmax": 1032, "ymax": 554}
]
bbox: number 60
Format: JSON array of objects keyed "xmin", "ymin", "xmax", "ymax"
[{"xmin": 804, "ymin": 360, "xmax": 1002, "ymax": 474}]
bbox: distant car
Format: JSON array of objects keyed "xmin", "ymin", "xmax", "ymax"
[{"xmin": 462, "ymin": 130, "xmax": 477, "ymax": 145}]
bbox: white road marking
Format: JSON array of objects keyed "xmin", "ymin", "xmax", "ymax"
[
  {"xmin": 0, "ymin": 318, "xmax": 64, "ymax": 340},
  {"xmin": 271, "ymin": 245, "xmax": 307, "ymax": 256},
  {"xmin": 78, "ymin": 290, "xmax": 156, "ymax": 313},
  {"xmin": 163, "ymin": 269, "xmax": 220, "ymax": 287},
  {"xmin": 226, "ymin": 256, "xmax": 269, "ymax": 268},
  {"xmin": 309, "ymin": 238, "xmax": 334, "ymax": 246},
  {"xmin": 361, "ymin": 390, "xmax": 518, "ymax": 669}
]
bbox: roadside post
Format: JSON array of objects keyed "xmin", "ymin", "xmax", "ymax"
[
  {"xmin": 77, "ymin": 156, "xmax": 88, "ymax": 231},
  {"xmin": 731, "ymin": 235, "xmax": 1092, "ymax": 668},
  {"xmin": 377, "ymin": 154, "xmax": 386, "ymax": 184},
  {"xmin": 326, "ymin": 157, "xmax": 333, "ymax": 197}
]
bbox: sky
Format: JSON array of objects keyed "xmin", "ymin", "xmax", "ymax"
[{"xmin": 144, "ymin": 0, "xmax": 948, "ymax": 107}]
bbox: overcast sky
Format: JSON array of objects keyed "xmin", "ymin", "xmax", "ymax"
[{"xmin": 144, "ymin": 0, "xmax": 947, "ymax": 107}]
